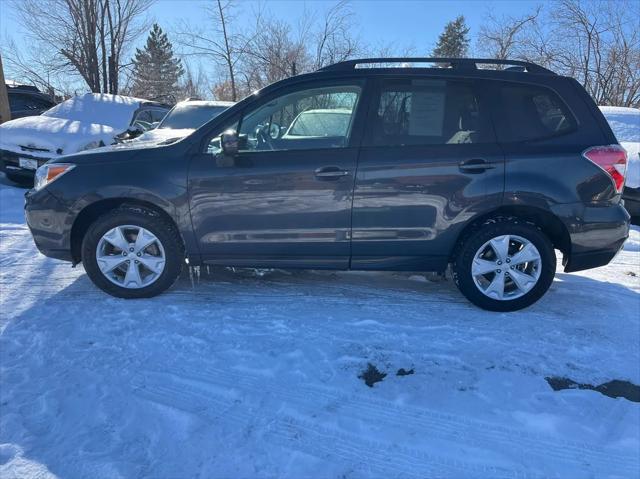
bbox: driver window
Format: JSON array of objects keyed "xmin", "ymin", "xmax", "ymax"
[{"xmin": 238, "ymin": 84, "xmax": 361, "ymax": 152}]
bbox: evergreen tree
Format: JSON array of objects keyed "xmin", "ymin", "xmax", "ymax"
[
  {"xmin": 131, "ymin": 24, "xmax": 184, "ymax": 103},
  {"xmin": 432, "ymin": 16, "xmax": 470, "ymax": 58}
]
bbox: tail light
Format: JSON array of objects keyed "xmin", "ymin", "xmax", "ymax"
[{"xmin": 582, "ymin": 145, "xmax": 628, "ymax": 193}]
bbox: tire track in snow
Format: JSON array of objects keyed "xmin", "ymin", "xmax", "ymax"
[
  {"xmin": 132, "ymin": 374, "xmax": 527, "ymax": 479},
  {"xmin": 136, "ymin": 365, "xmax": 638, "ymax": 477}
]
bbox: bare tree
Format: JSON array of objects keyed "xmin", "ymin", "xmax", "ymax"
[
  {"xmin": 10, "ymin": 0, "xmax": 152, "ymax": 94},
  {"xmin": 180, "ymin": 1, "xmax": 362, "ymax": 101},
  {"xmin": 241, "ymin": 19, "xmax": 310, "ymax": 91},
  {"xmin": 175, "ymin": 0, "xmax": 258, "ymax": 101},
  {"xmin": 240, "ymin": 0, "xmax": 361, "ymax": 90},
  {"xmin": 529, "ymin": 0, "xmax": 640, "ymax": 107},
  {"xmin": 312, "ymin": 0, "xmax": 361, "ymax": 69},
  {"xmin": 477, "ymin": 7, "xmax": 541, "ymax": 60},
  {"xmin": 477, "ymin": 0, "xmax": 639, "ymax": 107},
  {"xmin": 181, "ymin": 62, "xmax": 211, "ymax": 100}
]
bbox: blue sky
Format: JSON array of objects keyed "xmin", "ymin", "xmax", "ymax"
[
  {"xmin": 0, "ymin": 0, "xmax": 542, "ymax": 85},
  {"xmin": 152, "ymin": 0, "xmax": 541, "ymax": 53}
]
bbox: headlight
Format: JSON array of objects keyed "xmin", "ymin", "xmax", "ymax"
[{"xmin": 34, "ymin": 163, "xmax": 76, "ymax": 191}]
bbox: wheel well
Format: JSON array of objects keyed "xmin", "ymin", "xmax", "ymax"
[
  {"xmin": 451, "ymin": 206, "xmax": 572, "ymax": 260},
  {"xmin": 70, "ymin": 198, "xmax": 180, "ymax": 264}
]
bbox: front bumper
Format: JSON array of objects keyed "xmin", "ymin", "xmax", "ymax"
[
  {"xmin": 24, "ymin": 188, "xmax": 74, "ymax": 262},
  {"xmin": 552, "ymin": 202, "xmax": 630, "ymax": 272},
  {"xmin": 0, "ymin": 149, "xmax": 51, "ymax": 180}
]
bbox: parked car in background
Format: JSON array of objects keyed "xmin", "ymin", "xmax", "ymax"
[
  {"xmin": 24, "ymin": 58, "xmax": 630, "ymax": 311},
  {"xmin": 0, "ymin": 93, "xmax": 169, "ymax": 184},
  {"xmin": 600, "ymin": 106, "xmax": 640, "ymax": 223},
  {"xmin": 132, "ymin": 100, "xmax": 234, "ymax": 143},
  {"xmin": 281, "ymin": 108, "xmax": 353, "ymax": 141},
  {"xmin": 7, "ymin": 84, "xmax": 56, "ymax": 120}
]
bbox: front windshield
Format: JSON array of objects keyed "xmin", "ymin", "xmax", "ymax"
[{"xmin": 159, "ymin": 104, "xmax": 228, "ymax": 130}]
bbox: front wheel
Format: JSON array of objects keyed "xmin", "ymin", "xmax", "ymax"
[
  {"xmin": 453, "ymin": 219, "xmax": 556, "ymax": 311},
  {"xmin": 81, "ymin": 207, "xmax": 184, "ymax": 298}
]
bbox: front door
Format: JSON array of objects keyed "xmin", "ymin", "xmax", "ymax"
[
  {"xmin": 188, "ymin": 79, "xmax": 367, "ymax": 268},
  {"xmin": 351, "ymin": 76, "xmax": 504, "ymax": 270}
]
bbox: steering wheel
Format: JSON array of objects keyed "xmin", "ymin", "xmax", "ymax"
[{"xmin": 255, "ymin": 124, "xmax": 275, "ymax": 151}]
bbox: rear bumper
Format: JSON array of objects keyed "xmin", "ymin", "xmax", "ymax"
[
  {"xmin": 552, "ymin": 202, "xmax": 630, "ymax": 272},
  {"xmin": 24, "ymin": 188, "xmax": 73, "ymax": 262}
]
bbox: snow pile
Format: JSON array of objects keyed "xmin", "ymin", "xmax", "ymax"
[
  {"xmin": 600, "ymin": 106, "xmax": 640, "ymax": 188},
  {"xmin": 0, "ymin": 175, "xmax": 638, "ymax": 478},
  {"xmin": 0, "ymin": 93, "xmax": 144, "ymax": 158}
]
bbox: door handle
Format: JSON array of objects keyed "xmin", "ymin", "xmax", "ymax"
[
  {"xmin": 459, "ymin": 158, "xmax": 496, "ymax": 173},
  {"xmin": 314, "ymin": 166, "xmax": 350, "ymax": 179}
]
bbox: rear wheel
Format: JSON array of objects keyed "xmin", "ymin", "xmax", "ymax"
[
  {"xmin": 81, "ymin": 207, "xmax": 184, "ymax": 298},
  {"xmin": 453, "ymin": 219, "xmax": 556, "ymax": 311}
]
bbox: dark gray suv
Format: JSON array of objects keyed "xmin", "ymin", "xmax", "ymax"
[{"xmin": 24, "ymin": 58, "xmax": 630, "ymax": 311}]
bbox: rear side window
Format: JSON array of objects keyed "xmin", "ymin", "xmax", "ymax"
[
  {"xmin": 369, "ymin": 79, "xmax": 493, "ymax": 146},
  {"xmin": 497, "ymin": 83, "xmax": 576, "ymax": 142}
]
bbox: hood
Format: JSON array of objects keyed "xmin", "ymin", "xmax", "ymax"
[{"xmin": 0, "ymin": 115, "xmax": 122, "ymax": 158}]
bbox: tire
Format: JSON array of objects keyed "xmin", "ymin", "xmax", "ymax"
[
  {"xmin": 453, "ymin": 218, "xmax": 556, "ymax": 312},
  {"xmin": 81, "ymin": 206, "xmax": 184, "ymax": 299},
  {"xmin": 5, "ymin": 171, "xmax": 33, "ymax": 187}
]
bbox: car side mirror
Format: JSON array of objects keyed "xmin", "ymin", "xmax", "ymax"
[{"xmin": 221, "ymin": 129, "xmax": 239, "ymax": 157}]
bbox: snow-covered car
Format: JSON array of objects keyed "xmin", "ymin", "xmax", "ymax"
[
  {"xmin": 0, "ymin": 93, "xmax": 169, "ymax": 184},
  {"xmin": 600, "ymin": 106, "xmax": 640, "ymax": 221},
  {"xmin": 132, "ymin": 100, "xmax": 235, "ymax": 144}
]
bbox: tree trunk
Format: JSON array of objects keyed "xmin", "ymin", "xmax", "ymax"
[
  {"xmin": 0, "ymin": 54, "xmax": 11, "ymax": 124},
  {"xmin": 217, "ymin": 0, "xmax": 237, "ymax": 101}
]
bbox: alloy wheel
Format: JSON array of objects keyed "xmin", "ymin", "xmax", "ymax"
[
  {"xmin": 471, "ymin": 234, "xmax": 542, "ymax": 301},
  {"xmin": 95, "ymin": 225, "xmax": 166, "ymax": 289}
]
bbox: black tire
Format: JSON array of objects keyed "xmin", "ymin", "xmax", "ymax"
[
  {"xmin": 453, "ymin": 218, "xmax": 556, "ymax": 312},
  {"xmin": 5, "ymin": 172, "xmax": 33, "ymax": 187},
  {"xmin": 81, "ymin": 206, "xmax": 184, "ymax": 299}
]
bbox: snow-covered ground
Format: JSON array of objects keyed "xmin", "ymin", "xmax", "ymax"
[{"xmin": 1, "ymin": 175, "xmax": 639, "ymax": 479}]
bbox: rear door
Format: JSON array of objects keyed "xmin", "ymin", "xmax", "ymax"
[{"xmin": 351, "ymin": 75, "xmax": 504, "ymax": 270}]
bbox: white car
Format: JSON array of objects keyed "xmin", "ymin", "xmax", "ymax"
[
  {"xmin": 0, "ymin": 93, "xmax": 169, "ymax": 184},
  {"xmin": 600, "ymin": 106, "xmax": 640, "ymax": 220},
  {"xmin": 132, "ymin": 100, "xmax": 235, "ymax": 144}
]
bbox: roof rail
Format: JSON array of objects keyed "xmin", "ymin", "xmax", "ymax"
[{"xmin": 318, "ymin": 57, "xmax": 555, "ymax": 75}]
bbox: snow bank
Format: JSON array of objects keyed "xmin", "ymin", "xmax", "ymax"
[
  {"xmin": 600, "ymin": 106, "xmax": 640, "ymax": 188},
  {"xmin": 0, "ymin": 93, "xmax": 144, "ymax": 158}
]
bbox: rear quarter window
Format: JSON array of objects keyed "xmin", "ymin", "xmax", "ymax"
[{"xmin": 496, "ymin": 83, "xmax": 577, "ymax": 142}]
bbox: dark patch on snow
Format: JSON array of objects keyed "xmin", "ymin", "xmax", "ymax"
[
  {"xmin": 396, "ymin": 368, "xmax": 414, "ymax": 376},
  {"xmin": 546, "ymin": 376, "xmax": 640, "ymax": 403},
  {"xmin": 359, "ymin": 363, "xmax": 386, "ymax": 387},
  {"xmin": 626, "ymin": 271, "xmax": 637, "ymax": 277}
]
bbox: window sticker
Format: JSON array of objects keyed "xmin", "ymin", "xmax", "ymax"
[{"xmin": 408, "ymin": 81, "xmax": 446, "ymax": 136}]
